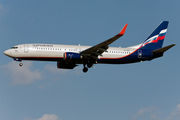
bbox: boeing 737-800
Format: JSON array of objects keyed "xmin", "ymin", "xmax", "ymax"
[{"xmin": 4, "ymin": 21, "xmax": 175, "ymax": 73}]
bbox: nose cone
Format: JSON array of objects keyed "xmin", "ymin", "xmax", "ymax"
[
  {"xmin": 4, "ymin": 50, "xmax": 11, "ymax": 57},
  {"xmin": 4, "ymin": 50, "xmax": 8, "ymax": 56}
]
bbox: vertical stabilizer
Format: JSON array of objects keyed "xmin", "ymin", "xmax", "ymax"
[{"xmin": 141, "ymin": 21, "xmax": 169, "ymax": 50}]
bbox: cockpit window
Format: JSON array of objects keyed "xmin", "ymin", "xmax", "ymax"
[{"xmin": 11, "ymin": 47, "xmax": 18, "ymax": 49}]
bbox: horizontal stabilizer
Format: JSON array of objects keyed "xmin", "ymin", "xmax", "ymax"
[{"xmin": 151, "ymin": 44, "xmax": 176, "ymax": 57}]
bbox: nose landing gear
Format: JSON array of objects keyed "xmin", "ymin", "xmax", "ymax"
[
  {"xmin": 13, "ymin": 58, "xmax": 23, "ymax": 66},
  {"xmin": 19, "ymin": 63, "xmax": 23, "ymax": 66}
]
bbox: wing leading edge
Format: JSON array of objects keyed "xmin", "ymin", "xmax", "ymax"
[{"xmin": 80, "ymin": 24, "xmax": 128, "ymax": 59}]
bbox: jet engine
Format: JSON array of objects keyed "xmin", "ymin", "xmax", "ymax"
[
  {"xmin": 57, "ymin": 61, "xmax": 77, "ymax": 69},
  {"xmin": 63, "ymin": 52, "xmax": 82, "ymax": 61}
]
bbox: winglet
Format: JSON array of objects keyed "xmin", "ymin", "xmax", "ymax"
[{"xmin": 118, "ymin": 24, "xmax": 128, "ymax": 36}]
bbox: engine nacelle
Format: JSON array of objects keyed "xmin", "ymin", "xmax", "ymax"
[
  {"xmin": 63, "ymin": 52, "xmax": 82, "ymax": 61},
  {"xmin": 57, "ymin": 61, "xmax": 77, "ymax": 69}
]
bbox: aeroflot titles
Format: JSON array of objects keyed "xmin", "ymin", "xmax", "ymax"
[{"xmin": 33, "ymin": 44, "xmax": 53, "ymax": 47}]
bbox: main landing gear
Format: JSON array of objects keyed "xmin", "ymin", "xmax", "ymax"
[
  {"xmin": 83, "ymin": 63, "xmax": 93, "ymax": 73},
  {"xmin": 83, "ymin": 66, "xmax": 88, "ymax": 73}
]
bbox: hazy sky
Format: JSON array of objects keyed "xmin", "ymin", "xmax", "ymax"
[{"xmin": 0, "ymin": 0, "xmax": 180, "ymax": 120}]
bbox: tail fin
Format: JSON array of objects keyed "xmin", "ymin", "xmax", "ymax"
[{"xmin": 141, "ymin": 21, "xmax": 169, "ymax": 51}]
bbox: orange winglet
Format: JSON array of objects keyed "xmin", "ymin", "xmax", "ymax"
[{"xmin": 118, "ymin": 24, "xmax": 128, "ymax": 36}]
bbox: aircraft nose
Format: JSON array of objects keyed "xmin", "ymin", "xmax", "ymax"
[
  {"xmin": 4, "ymin": 50, "xmax": 10, "ymax": 56},
  {"xmin": 4, "ymin": 50, "xmax": 8, "ymax": 55}
]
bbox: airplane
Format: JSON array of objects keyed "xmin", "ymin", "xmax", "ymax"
[{"xmin": 4, "ymin": 21, "xmax": 176, "ymax": 73}]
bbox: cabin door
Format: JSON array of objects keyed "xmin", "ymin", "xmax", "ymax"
[{"xmin": 24, "ymin": 45, "xmax": 29, "ymax": 53}]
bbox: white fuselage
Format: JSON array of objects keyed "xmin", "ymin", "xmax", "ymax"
[
  {"xmin": 4, "ymin": 43, "xmax": 139, "ymax": 64},
  {"xmin": 3, "ymin": 21, "xmax": 174, "ymax": 73}
]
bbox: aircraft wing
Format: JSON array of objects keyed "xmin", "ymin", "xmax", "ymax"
[{"xmin": 80, "ymin": 24, "xmax": 128, "ymax": 59}]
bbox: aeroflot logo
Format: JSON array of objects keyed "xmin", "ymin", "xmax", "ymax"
[
  {"xmin": 142, "ymin": 29, "xmax": 167, "ymax": 46},
  {"xmin": 142, "ymin": 35, "xmax": 158, "ymax": 46},
  {"xmin": 33, "ymin": 44, "xmax": 53, "ymax": 47}
]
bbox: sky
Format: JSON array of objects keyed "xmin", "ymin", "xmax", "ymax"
[{"xmin": 0, "ymin": 0, "xmax": 180, "ymax": 120}]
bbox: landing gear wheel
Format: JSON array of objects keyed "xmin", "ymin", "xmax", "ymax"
[
  {"xmin": 19, "ymin": 63, "xmax": 23, "ymax": 66},
  {"xmin": 83, "ymin": 67, "xmax": 88, "ymax": 73}
]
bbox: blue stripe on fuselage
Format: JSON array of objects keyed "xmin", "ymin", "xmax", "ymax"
[{"xmin": 97, "ymin": 48, "xmax": 154, "ymax": 64}]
